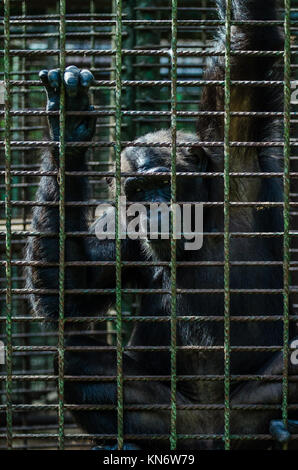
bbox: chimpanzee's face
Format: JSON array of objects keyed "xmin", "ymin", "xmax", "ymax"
[{"xmin": 118, "ymin": 130, "xmax": 208, "ymax": 258}]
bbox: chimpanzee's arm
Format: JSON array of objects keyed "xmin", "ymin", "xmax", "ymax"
[
  {"xmin": 198, "ymin": 0, "xmax": 283, "ymax": 144},
  {"xmin": 231, "ymin": 343, "xmax": 298, "ymax": 445},
  {"xmin": 26, "ymin": 66, "xmax": 142, "ymax": 321}
]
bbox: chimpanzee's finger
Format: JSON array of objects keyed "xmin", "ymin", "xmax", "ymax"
[
  {"xmin": 39, "ymin": 70, "xmax": 54, "ymax": 96},
  {"xmin": 48, "ymin": 69, "xmax": 61, "ymax": 90},
  {"xmin": 270, "ymin": 420, "xmax": 291, "ymax": 444},
  {"xmin": 64, "ymin": 65, "xmax": 80, "ymax": 97},
  {"xmin": 80, "ymin": 69, "xmax": 94, "ymax": 89},
  {"xmin": 39, "ymin": 70, "xmax": 49, "ymax": 86}
]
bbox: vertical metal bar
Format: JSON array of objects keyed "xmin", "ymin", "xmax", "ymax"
[
  {"xmin": 18, "ymin": 0, "xmax": 27, "ymax": 234},
  {"xmin": 4, "ymin": 0, "xmax": 12, "ymax": 450},
  {"xmin": 282, "ymin": 0, "xmax": 291, "ymax": 450},
  {"xmin": 135, "ymin": 0, "xmax": 161, "ymax": 137},
  {"xmin": 58, "ymin": 0, "xmax": 66, "ymax": 450},
  {"xmin": 123, "ymin": 0, "xmax": 135, "ymax": 141},
  {"xmin": 109, "ymin": 1, "xmax": 116, "ymax": 159},
  {"xmin": 90, "ymin": 0, "xmax": 96, "ymax": 168},
  {"xmin": 20, "ymin": 1, "xmax": 30, "ymax": 447},
  {"xmin": 115, "ymin": 0, "xmax": 123, "ymax": 450},
  {"xmin": 170, "ymin": 0, "xmax": 178, "ymax": 451},
  {"xmin": 90, "ymin": 0, "xmax": 95, "ymax": 72},
  {"xmin": 122, "ymin": 0, "xmax": 136, "ymax": 332},
  {"xmin": 224, "ymin": 0, "xmax": 231, "ymax": 450},
  {"xmin": 21, "ymin": 0, "xmax": 27, "ymax": 230}
]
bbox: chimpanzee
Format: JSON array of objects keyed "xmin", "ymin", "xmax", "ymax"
[{"xmin": 26, "ymin": 0, "xmax": 298, "ymax": 449}]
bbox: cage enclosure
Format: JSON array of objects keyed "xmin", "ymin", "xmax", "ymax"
[{"xmin": 1, "ymin": 0, "xmax": 298, "ymax": 451}]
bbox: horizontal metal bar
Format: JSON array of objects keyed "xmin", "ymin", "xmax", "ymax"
[
  {"xmin": 0, "ymin": 315, "xmax": 297, "ymax": 323},
  {"xmin": 0, "ymin": 374, "xmax": 297, "ymax": 382},
  {"xmin": 0, "ymin": 49, "xmax": 289, "ymax": 58},
  {"xmin": 0, "ymin": 232, "xmax": 295, "ymax": 242},
  {"xmin": 0, "ymin": 260, "xmax": 289, "ymax": 267},
  {"xmin": 0, "ymin": 19, "xmax": 292, "ymax": 26},
  {"xmin": 7, "ymin": 345, "xmax": 285, "ymax": 353},
  {"xmin": 0, "ymin": 432, "xmax": 288, "ymax": 441},
  {"xmin": 0, "ymin": 403, "xmax": 296, "ymax": 412},
  {"xmin": 0, "ymin": 201, "xmax": 295, "ymax": 208},
  {"xmin": 0, "ymin": 140, "xmax": 292, "ymax": 148},
  {"xmin": 0, "ymin": 170, "xmax": 294, "ymax": 178},
  {"xmin": 0, "ymin": 80, "xmax": 285, "ymax": 88},
  {"xmin": 0, "ymin": 287, "xmax": 291, "ymax": 295}
]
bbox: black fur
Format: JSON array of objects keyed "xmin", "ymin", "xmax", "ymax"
[{"xmin": 26, "ymin": 1, "xmax": 298, "ymax": 449}]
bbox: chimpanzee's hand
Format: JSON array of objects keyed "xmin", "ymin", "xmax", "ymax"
[{"xmin": 39, "ymin": 66, "xmax": 96, "ymax": 145}]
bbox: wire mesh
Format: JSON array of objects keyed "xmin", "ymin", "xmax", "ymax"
[{"xmin": 0, "ymin": 0, "xmax": 298, "ymax": 451}]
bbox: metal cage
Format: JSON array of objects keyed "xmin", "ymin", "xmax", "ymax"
[{"xmin": 1, "ymin": 0, "xmax": 298, "ymax": 450}]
